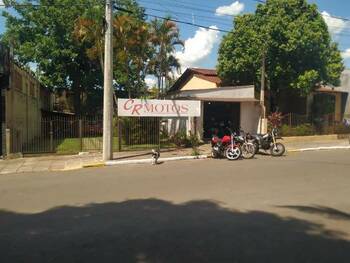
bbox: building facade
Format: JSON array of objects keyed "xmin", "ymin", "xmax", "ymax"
[
  {"xmin": 0, "ymin": 45, "xmax": 54, "ymax": 156},
  {"xmin": 168, "ymin": 68, "xmax": 262, "ymax": 139}
]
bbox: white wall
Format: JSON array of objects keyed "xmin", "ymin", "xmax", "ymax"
[
  {"xmin": 339, "ymin": 70, "xmax": 350, "ymax": 116},
  {"xmin": 240, "ymin": 102, "xmax": 261, "ymax": 134}
]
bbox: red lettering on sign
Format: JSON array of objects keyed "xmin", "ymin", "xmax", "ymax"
[
  {"xmin": 132, "ymin": 104, "xmax": 142, "ymax": 115},
  {"xmin": 124, "ymin": 99, "xmax": 134, "ymax": 110},
  {"xmin": 165, "ymin": 104, "xmax": 170, "ymax": 113},
  {"xmin": 155, "ymin": 104, "xmax": 165, "ymax": 113},
  {"xmin": 144, "ymin": 103, "xmax": 154, "ymax": 112},
  {"xmin": 181, "ymin": 104, "xmax": 189, "ymax": 113}
]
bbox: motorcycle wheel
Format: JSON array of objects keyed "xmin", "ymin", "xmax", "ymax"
[
  {"xmin": 225, "ymin": 146, "xmax": 241, "ymax": 160},
  {"xmin": 241, "ymin": 143, "xmax": 256, "ymax": 159},
  {"xmin": 253, "ymin": 142, "xmax": 260, "ymax": 154},
  {"xmin": 270, "ymin": 143, "xmax": 285, "ymax": 157}
]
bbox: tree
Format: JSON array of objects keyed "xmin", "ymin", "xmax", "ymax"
[
  {"xmin": 2, "ymin": 0, "xmax": 105, "ymax": 115},
  {"xmin": 113, "ymin": 14, "xmax": 151, "ymax": 98},
  {"xmin": 149, "ymin": 18, "xmax": 183, "ymax": 96},
  {"xmin": 73, "ymin": 5, "xmax": 105, "ymax": 72},
  {"xmin": 217, "ymin": 0, "xmax": 344, "ymax": 110},
  {"xmin": 74, "ymin": 1, "xmax": 150, "ymax": 98}
]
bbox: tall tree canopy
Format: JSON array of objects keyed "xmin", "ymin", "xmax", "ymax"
[
  {"xmin": 1, "ymin": 0, "xmax": 149, "ymax": 113},
  {"xmin": 217, "ymin": 0, "xmax": 344, "ymax": 105},
  {"xmin": 149, "ymin": 18, "xmax": 183, "ymax": 96},
  {"xmin": 73, "ymin": 0, "xmax": 150, "ymax": 98},
  {"xmin": 2, "ymin": 0, "xmax": 106, "ymax": 114}
]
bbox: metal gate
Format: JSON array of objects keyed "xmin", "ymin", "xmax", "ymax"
[{"xmin": 6, "ymin": 115, "xmax": 164, "ymax": 155}]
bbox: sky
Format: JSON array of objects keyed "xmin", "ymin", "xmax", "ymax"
[
  {"xmin": 1, "ymin": 0, "xmax": 350, "ymax": 87},
  {"xmin": 137, "ymin": 0, "xmax": 350, "ymax": 86}
]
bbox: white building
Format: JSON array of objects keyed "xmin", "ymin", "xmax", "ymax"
[{"xmin": 168, "ymin": 68, "xmax": 261, "ymax": 139}]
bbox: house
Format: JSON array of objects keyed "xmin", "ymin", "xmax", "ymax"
[
  {"xmin": 338, "ymin": 69, "xmax": 350, "ymax": 118},
  {"xmin": 168, "ymin": 67, "xmax": 350, "ymax": 140},
  {"xmin": 168, "ymin": 68, "xmax": 262, "ymax": 139},
  {"xmin": 0, "ymin": 44, "xmax": 55, "ymax": 156}
]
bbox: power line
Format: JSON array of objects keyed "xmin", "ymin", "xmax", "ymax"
[
  {"xmin": 142, "ymin": 7, "xmax": 233, "ymax": 27},
  {"xmin": 2, "ymin": 2, "xmax": 350, "ymax": 38},
  {"xmin": 116, "ymin": 6, "xmax": 231, "ymax": 33},
  {"xmin": 138, "ymin": 0, "xmax": 234, "ymax": 18}
]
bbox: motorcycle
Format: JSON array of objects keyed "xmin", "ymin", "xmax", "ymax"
[
  {"xmin": 251, "ymin": 127, "xmax": 285, "ymax": 157},
  {"xmin": 211, "ymin": 130, "xmax": 242, "ymax": 160},
  {"xmin": 234, "ymin": 129, "xmax": 256, "ymax": 159}
]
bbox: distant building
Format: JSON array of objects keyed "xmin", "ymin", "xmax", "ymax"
[
  {"xmin": 0, "ymin": 44, "xmax": 55, "ymax": 156},
  {"xmin": 338, "ymin": 69, "xmax": 350, "ymax": 117}
]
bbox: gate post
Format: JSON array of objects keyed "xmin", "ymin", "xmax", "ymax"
[
  {"xmin": 49, "ymin": 121, "xmax": 53, "ymax": 152},
  {"xmin": 117, "ymin": 117, "xmax": 122, "ymax": 152},
  {"xmin": 158, "ymin": 118, "xmax": 161, "ymax": 151},
  {"xmin": 79, "ymin": 119, "xmax": 83, "ymax": 152},
  {"xmin": 5, "ymin": 128, "xmax": 10, "ymax": 156}
]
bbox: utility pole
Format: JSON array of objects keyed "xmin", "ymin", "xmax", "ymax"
[
  {"xmin": 260, "ymin": 52, "xmax": 267, "ymax": 134},
  {"xmin": 103, "ymin": 0, "xmax": 113, "ymax": 161}
]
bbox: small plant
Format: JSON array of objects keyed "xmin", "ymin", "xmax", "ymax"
[
  {"xmin": 187, "ymin": 132, "xmax": 199, "ymax": 147},
  {"xmin": 170, "ymin": 130, "xmax": 188, "ymax": 147},
  {"xmin": 188, "ymin": 132, "xmax": 200, "ymax": 155},
  {"xmin": 191, "ymin": 147, "xmax": 201, "ymax": 156},
  {"xmin": 268, "ymin": 112, "xmax": 283, "ymax": 128}
]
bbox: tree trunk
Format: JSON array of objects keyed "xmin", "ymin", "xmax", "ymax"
[{"xmin": 157, "ymin": 71, "xmax": 161, "ymax": 99}]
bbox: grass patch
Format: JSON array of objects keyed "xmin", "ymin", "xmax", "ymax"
[{"xmin": 55, "ymin": 137, "xmax": 176, "ymax": 154}]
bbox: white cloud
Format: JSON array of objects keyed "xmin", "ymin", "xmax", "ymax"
[
  {"xmin": 0, "ymin": 0, "xmax": 4, "ymax": 7},
  {"xmin": 342, "ymin": 48, "xmax": 350, "ymax": 60},
  {"xmin": 175, "ymin": 26, "xmax": 219, "ymax": 71},
  {"xmin": 215, "ymin": 1, "xmax": 244, "ymax": 16},
  {"xmin": 322, "ymin": 11, "xmax": 347, "ymax": 35},
  {"xmin": 145, "ymin": 75, "xmax": 157, "ymax": 88}
]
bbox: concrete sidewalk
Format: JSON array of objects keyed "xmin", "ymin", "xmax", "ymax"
[
  {"xmin": 0, "ymin": 147, "xmax": 203, "ymax": 175},
  {"xmin": 0, "ymin": 135, "xmax": 349, "ymax": 175}
]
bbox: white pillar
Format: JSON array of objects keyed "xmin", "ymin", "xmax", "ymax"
[{"xmin": 102, "ymin": 0, "xmax": 114, "ymax": 161}]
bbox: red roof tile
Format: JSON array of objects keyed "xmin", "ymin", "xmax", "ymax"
[
  {"xmin": 194, "ymin": 74, "xmax": 221, "ymax": 84},
  {"xmin": 169, "ymin": 68, "xmax": 221, "ymax": 92}
]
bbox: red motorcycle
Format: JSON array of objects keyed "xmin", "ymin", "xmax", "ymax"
[{"xmin": 211, "ymin": 131, "xmax": 242, "ymax": 160}]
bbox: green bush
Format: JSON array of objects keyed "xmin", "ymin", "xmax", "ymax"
[
  {"xmin": 120, "ymin": 117, "xmax": 160, "ymax": 145},
  {"xmin": 170, "ymin": 130, "xmax": 188, "ymax": 147},
  {"xmin": 333, "ymin": 124, "xmax": 350, "ymax": 134},
  {"xmin": 304, "ymin": 123, "xmax": 350, "ymax": 135},
  {"xmin": 170, "ymin": 131, "xmax": 200, "ymax": 148},
  {"xmin": 188, "ymin": 132, "xmax": 200, "ymax": 148},
  {"xmin": 280, "ymin": 124, "xmax": 315, "ymax": 136}
]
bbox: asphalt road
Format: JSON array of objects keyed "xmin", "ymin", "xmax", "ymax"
[{"xmin": 0, "ymin": 150, "xmax": 350, "ymax": 262}]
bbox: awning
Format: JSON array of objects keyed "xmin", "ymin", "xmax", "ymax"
[{"xmin": 170, "ymin": 85, "xmax": 258, "ymax": 102}]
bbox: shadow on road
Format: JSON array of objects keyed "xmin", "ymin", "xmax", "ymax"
[
  {"xmin": 0, "ymin": 199, "xmax": 350, "ymax": 262},
  {"xmin": 278, "ymin": 205, "xmax": 350, "ymax": 220}
]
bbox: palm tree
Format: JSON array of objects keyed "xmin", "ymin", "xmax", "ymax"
[
  {"xmin": 149, "ymin": 18, "xmax": 183, "ymax": 97},
  {"xmin": 113, "ymin": 15, "xmax": 152, "ymax": 98},
  {"xmin": 73, "ymin": 17, "xmax": 105, "ymax": 71}
]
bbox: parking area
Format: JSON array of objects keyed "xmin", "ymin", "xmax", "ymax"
[{"xmin": 0, "ymin": 150, "xmax": 350, "ymax": 262}]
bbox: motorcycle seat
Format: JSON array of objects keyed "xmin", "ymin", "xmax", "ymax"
[{"xmin": 254, "ymin": 134, "xmax": 269, "ymax": 139}]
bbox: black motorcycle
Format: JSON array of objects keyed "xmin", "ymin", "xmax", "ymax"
[{"xmin": 251, "ymin": 128, "xmax": 285, "ymax": 156}]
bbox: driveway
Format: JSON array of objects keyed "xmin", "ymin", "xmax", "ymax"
[{"xmin": 0, "ymin": 150, "xmax": 350, "ymax": 262}]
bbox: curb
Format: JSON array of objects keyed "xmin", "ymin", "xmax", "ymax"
[
  {"xmin": 82, "ymin": 162, "xmax": 105, "ymax": 168},
  {"xmin": 287, "ymin": 146, "xmax": 350, "ymax": 152},
  {"xmin": 105, "ymin": 155, "xmax": 208, "ymax": 166}
]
